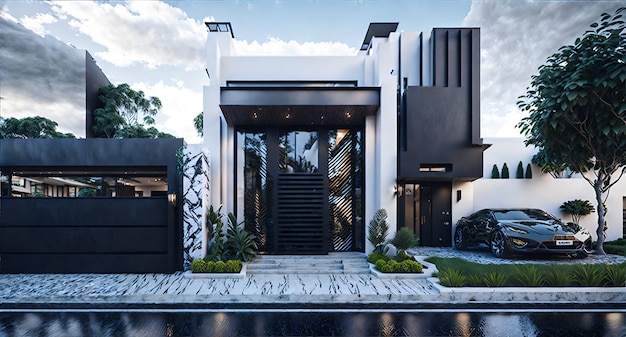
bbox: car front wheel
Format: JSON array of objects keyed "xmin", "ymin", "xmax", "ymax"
[
  {"xmin": 490, "ymin": 230, "xmax": 510, "ymax": 258},
  {"xmin": 575, "ymin": 239, "xmax": 593, "ymax": 259},
  {"xmin": 454, "ymin": 227, "xmax": 467, "ymax": 250}
]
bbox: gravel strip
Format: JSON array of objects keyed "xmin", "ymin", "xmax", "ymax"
[{"xmin": 407, "ymin": 246, "xmax": 626, "ymax": 265}]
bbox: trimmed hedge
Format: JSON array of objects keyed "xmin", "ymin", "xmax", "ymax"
[{"xmin": 190, "ymin": 259, "xmax": 243, "ymax": 273}]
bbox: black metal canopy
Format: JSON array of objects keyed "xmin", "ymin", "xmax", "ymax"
[{"xmin": 219, "ymin": 86, "xmax": 380, "ymax": 127}]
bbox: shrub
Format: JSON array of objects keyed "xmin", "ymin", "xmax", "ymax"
[
  {"xmin": 491, "ymin": 164, "xmax": 500, "ymax": 179},
  {"xmin": 525, "ymin": 163, "xmax": 533, "ymax": 178},
  {"xmin": 545, "ymin": 269, "xmax": 571, "ymax": 286},
  {"xmin": 368, "ymin": 253, "xmax": 390, "ymax": 264},
  {"xmin": 438, "ymin": 268, "xmax": 467, "ymax": 287},
  {"xmin": 213, "ymin": 261, "xmax": 226, "ymax": 273},
  {"xmin": 573, "ymin": 264, "xmax": 604, "ymax": 286},
  {"xmin": 400, "ymin": 260, "xmax": 423, "ymax": 273},
  {"xmin": 501, "ymin": 163, "xmax": 510, "ymax": 178},
  {"xmin": 368, "ymin": 209, "xmax": 390, "ymax": 255},
  {"xmin": 375, "ymin": 259, "xmax": 423, "ymax": 273},
  {"xmin": 604, "ymin": 239, "xmax": 626, "ymax": 257},
  {"xmin": 390, "ymin": 227, "xmax": 419, "ymax": 253},
  {"xmin": 375, "ymin": 260, "xmax": 394, "ymax": 273},
  {"xmin": 393, "ymin": 250, "xmax": 413, "ymax": 262},
  {"xmin": 225, "ymin": 259, "xmax": 243, "ymax": 273},
  {"xmin": 603, "ymin": 264, "xmax": 626, "ymax": 287},
  {"xmin": 516, "ymin": 161, "xmax": 524, "ymax": 179},
  {"xmin": 205, "ymin": 261, "xmax": 215, "ymax": 273},
  {"xmin": 190, "ymin": 259, "xmax": 207, "ymax": 273},
  {"xmin": 483, "ymin": 272, "xmax": 508, "ymax": 287},
  {"xmin": 515, "ymin": 265, "xmax": 546, "ymax": 287}
]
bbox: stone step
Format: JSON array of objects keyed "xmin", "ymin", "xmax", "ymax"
[{"xmin": 246, "ymin": 253, "xmax": 370, "ymax": 274}]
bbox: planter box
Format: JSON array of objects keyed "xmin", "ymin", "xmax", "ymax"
[
  {"xmin": 183, "ymin": 263, "xmax": 247, "ymax": 279},
  {"xmin": 370, "ymin": 257, "xmax": 438, "ymax": 279}
]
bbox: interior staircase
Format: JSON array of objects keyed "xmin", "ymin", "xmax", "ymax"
[{"xmin": 246, "ymin": 252, "xmax": 371, "ymax": 274}]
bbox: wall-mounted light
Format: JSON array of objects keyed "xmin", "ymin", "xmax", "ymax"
[
  {"xmin": 456, "ymin": 190, "xmax": 462, "ymax": 202},
  {"xmin": 168, "ymin": 193, "xmax": 177, "ymax": 207}
]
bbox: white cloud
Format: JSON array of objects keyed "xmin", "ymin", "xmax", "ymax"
[
  {"xmin": 130, "ymin": 80, "xmax": 203, "ymax": 143},
  {"xmin": 463, "ymin": 1, "xmax": 623, "ymax": 137},
  {"xmin": 19, "ymin": 12, "xmax": 57, "ymax": 37},
  {"xmin": 50, "ymin": 1, "xmax": 207, "ymax": 70},
  {"xmin": 234, "ymin": 37, "xmax": 357, "ymax": 56}
]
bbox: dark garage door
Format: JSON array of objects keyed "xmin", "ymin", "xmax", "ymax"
[{"xmin": 0, "ymin": 197, "xmax": 179, "ymax": 273}]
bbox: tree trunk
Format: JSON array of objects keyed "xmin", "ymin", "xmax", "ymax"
[{"xmin": 594, "ymin": 177, "xmax": 607, "ymax": 255}]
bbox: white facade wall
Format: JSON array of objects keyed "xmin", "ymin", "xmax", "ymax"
[{"xmin": 469, "ymin": 137, "xmax": 625, "ymax": 242}]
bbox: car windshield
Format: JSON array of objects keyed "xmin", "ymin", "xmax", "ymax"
[{"xmin": 492, "ymin": 209, "xmax": 556, "ymax": 221}]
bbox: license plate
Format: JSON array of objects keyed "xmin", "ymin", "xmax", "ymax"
[{"xmin": 556, "ymin": 240, "xmax": 573, "ymax": 246}]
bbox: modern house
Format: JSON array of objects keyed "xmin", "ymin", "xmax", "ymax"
[{"xmin": 201, "ymin": 22, "xmax": 485, "ymax": 255}]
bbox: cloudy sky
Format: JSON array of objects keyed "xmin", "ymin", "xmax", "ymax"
[{"xmin": 0, "ymin": 0, "xmax": 623, "ymax": 143}]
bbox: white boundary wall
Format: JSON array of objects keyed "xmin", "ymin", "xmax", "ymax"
[{"xmin": 467, "ymin": 137, "xmax": 625, "ymax": 242}]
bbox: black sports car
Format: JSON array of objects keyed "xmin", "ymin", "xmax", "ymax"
[{"xmin": 454, "ymin": 208, "xmax": 592, "ymax": 258}]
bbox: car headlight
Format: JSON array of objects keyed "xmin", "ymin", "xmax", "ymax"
[
  {"xmin": 505, "ymin": 226, "xmax": 529, "ymax": 234},
  {"xmin": 511, "ymin": 238, "xmax": 528, "ymax": 247}
]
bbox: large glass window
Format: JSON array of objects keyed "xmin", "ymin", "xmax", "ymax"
[
  {"xmin": 279, "ymin": 130, "xmax": 318, "ymax": 173},
  {"xmin": 1, "ymin": 169, "xmax": 167, "ymax": 198}
]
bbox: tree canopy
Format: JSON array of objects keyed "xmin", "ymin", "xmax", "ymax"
[
  {"xmin": 517, "ymin": 7, "xmax": 626, "ymax": 254},
  {"xmin": 92, "ymin": 83, "xmax": 173, "ymax": 138},
  {"xmin": 194, "ymin": 112, "xmax": 203, "ymax": 137},
  {"xmin": 0, "ymin": 116, "xmax": 75, "ymax": 139}
]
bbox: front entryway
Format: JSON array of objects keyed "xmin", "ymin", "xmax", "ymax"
[
  {"xmin": 399, "ymin": 182, "xmax": 452, "ymax": 247},
  {"xmin": 239, "ymin": 128, "xmax": 364, "ymax": 255}
]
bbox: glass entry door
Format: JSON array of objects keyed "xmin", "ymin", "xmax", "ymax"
[{"xmin": 239, "ymin": 128, "xmax": 364, "ymax": 254}]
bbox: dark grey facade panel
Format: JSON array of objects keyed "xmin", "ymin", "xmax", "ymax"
[
  {"xmin": 398, "ymin": 28, "xmax": 483, "ymax": 181},
  {"xmin": 398, "ymin": 87, "xmax": 482, "ymax": 181}
]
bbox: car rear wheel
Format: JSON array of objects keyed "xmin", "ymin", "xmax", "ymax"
[
  {"xmin": 454, "ymin": 227, "xmax": 467, "ymax": 250},
  {"xmin": 490, "ymin": 230, "xmax": 510, "ymax": 258}
]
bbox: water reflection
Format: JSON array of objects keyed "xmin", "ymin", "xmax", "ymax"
[{"xmin": 0, "ymin": 311, "xmax": 624, "ymax": 337}]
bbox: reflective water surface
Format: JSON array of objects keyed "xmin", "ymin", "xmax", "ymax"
[{"xmin": 0, "ymin": 311, "xmax": 624, "ymax": 337}]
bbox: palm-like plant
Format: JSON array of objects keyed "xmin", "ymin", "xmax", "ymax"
[
  {"xmin": 224, "ymin": 213, "xmax": 258, "ymax": 262},
  {"xmin": 390, "ymin": 227, "xmax": 419, "ymax": 255},
  {"xmin": 367, "ymin": 209, "xmax": 389, "ymax": 255},
  {"xmin": 560, "ymin": 199, "xmax": 595, "ymax": 225}
]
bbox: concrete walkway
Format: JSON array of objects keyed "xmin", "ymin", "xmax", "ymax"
[{"xmin": 1, "ymin": 249, "xmax": 625, "ymax": 310}]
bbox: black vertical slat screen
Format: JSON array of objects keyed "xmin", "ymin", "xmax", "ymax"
[
  {"xmin": 328, "ymin": 131, "xmax": 354, "ymax": 251},
  {"xmin": 275, "ymin": 173, "xmax": 326, "ymax": 254}
]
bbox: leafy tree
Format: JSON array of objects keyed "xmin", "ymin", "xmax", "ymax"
[
  {"xmin": 501, "ymin": 163, "xmax": 510, "ymax": 178},
  {"xmin": 491, "ymin": 164, "xmax": 500, "ymax": 179},
  {"xmin": 560, "ymin": 199, "xmax": 595, "ymax": 226},
  {"xmin": 517, "ymin": 8, "xmax": 626, "ymax": 254},
  {"xmin": 92, "ymin": 83, "xmax": 172, "ymax": 138},
  {"xmin": 516, "ymin": 161, "xmax": 524, "ymax": 179},
  {"xmin": 194, "ymin": 112, "xmax": 203, "ymax": 137},
  {"xmin": 0, "ymin": 116, "xmax": 75, "ymax": 139}
]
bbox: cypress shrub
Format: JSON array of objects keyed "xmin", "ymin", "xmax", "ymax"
[
  {"xmin": 525, "ymin": 163, "xmax": 533, "ymax": 179},
  {"xmin": 516, "ymin": 161, "xmax": 524, "ymax": 179},
  {"xmin": 501, "ymin": 163, "xmax": 510, "ymax": 178},
  {"xmin": 491, "ymin": 164, "xmax": 500, "ymax": 179}
]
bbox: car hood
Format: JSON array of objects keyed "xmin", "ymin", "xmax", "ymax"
[{"xmin": 501, "ymin": 220, "xmax": 581, "ymax": 235}]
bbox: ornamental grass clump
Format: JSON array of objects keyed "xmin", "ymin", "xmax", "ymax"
[
  {"xmin": 483, "ymin": 272, "xmax": 508, "ymax": 287},
  {"xmin": 545, "ymin": 269, "xmax": 571, "ymax": 287},
  {"xmin": 438, "ymin": 268, "xmax": 467, "ymax": 287},
  {"xmin": 603, "ymin": 264, "xmax": 626, "ymax": 287},
  {"xmin": 515, "ymin": 265, "xmax": 546, "ymax": 287},
  {"xmin": 573, "ymin": 264, "xmax": 604, "ymax": 287}
]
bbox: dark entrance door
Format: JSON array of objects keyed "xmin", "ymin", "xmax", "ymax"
[
  {"xmin": 400, "ymin": 182, "xmax": 452, "ymax": 247},
  {"xmin": 239, "ymin": 128, "xmax": 364, "ymax": 255}
]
